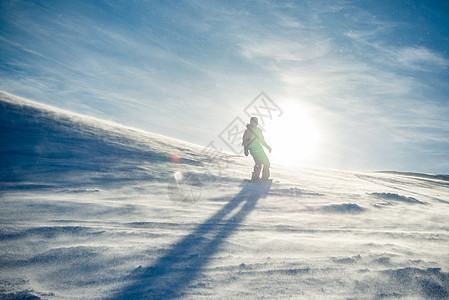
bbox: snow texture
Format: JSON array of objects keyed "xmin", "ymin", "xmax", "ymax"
[{"xmin": 1, "ymin": 91, "xmax": 449, "ymax": 299}]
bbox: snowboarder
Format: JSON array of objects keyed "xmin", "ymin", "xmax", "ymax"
[{"xmin": 242, "ymin": 117, "xmax": 272, "ymax": 181}]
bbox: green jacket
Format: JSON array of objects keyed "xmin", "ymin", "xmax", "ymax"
[{"xmin": 242, "ymin": 124, "xmax": 270, "ymax": 153}]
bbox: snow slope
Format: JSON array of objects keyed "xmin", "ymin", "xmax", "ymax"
[{"xmin": 1, "ymin": 91, "xmax": 449, "ymax": 299}]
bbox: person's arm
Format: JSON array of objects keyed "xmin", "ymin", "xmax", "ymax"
[
  {"xmin": 242, "ymin": 129, "xmax": 250, "ymax": 156},
  {"xmin": 260, "ymin": 132, "xmax": 272, "ymax": 153}
]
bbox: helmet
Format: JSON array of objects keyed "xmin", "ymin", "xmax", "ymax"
[{"xmin": 250, "ymin": 117, "xmax": 258, "ymax": 126}]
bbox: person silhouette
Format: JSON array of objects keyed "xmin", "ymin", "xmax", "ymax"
[{"xmin": 242, "ymin": 117, "xmax": 272, "ymax": 181}]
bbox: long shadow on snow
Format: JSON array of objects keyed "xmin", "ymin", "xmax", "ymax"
[{"xmin": 110, "ymin": 181, "xmax": 272, "ymax": 299}]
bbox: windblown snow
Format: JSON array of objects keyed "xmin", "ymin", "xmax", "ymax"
[{"xmin": 1, "ymin": 91, "xmax": 448, "ymax": 299}]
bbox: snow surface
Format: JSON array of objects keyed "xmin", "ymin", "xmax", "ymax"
[{"xmin": 1, "ymin": 91, "xmax": 449, "ymax": 299}]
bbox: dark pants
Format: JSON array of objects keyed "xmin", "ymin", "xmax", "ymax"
[{"xmin": 250, "ymin": 147, "xmax": 270, "ymax": 181}]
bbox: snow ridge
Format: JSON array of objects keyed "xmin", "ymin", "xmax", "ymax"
[{"xmin": 0, "ymin": 91, "xmax": 203, "ymax": 190}]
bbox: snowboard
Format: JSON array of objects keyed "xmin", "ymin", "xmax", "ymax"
[{"xmin": 244, "ymin": 179, "xmax": 275, "ymax": 184}]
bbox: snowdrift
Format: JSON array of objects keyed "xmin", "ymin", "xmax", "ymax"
[{"xmin": 1, "ymin": 91, "xmax": 448, "ymax": 299}]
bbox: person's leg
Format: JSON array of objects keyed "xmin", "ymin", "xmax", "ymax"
[
  {"xmin": 260, "ymin": 152, "xmax": 271, "ymax": 181},
  {"xmin": 252, "ymin": 156, "xmax": 262, "ymax": 181},
  {"xmin": 261, "ymin": 166, "xmax": 270, "ymax": 181}
]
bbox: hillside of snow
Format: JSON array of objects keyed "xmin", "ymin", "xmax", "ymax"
[{"xmin": 1, "ymin": 91, "xmax": 448, "ymax": 299}]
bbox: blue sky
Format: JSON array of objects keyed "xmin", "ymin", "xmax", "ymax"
[{"xmin": 1, "ymin": 0, "xmax": 448, "ymax": 174}]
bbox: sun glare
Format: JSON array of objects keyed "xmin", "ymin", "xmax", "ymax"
[{"xmin": 264, "ymin": 100, "xmax": 321, "ymax": 167}]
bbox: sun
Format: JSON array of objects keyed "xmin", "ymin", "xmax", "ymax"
[{"xmin": 263, "ymin": 100, "xmax": 321, "ymax": 167}]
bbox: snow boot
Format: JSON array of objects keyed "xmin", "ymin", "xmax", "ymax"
[{"xmin": 251, "ymin": 172, "xmax": 261, "ymax": 182}]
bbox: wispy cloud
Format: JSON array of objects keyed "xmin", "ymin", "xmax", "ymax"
[{"xmin": 393, "ymin": 46, "xmax": 449, "ymax": 70}]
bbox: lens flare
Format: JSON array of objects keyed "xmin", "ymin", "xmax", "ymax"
[
  {"xmin": 174, "ymin": 171, "xmax": 183, "ymax": 181},
  {"xmin": 171, "ymin": 154, "xmax": 181, "ymax": 163}
]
